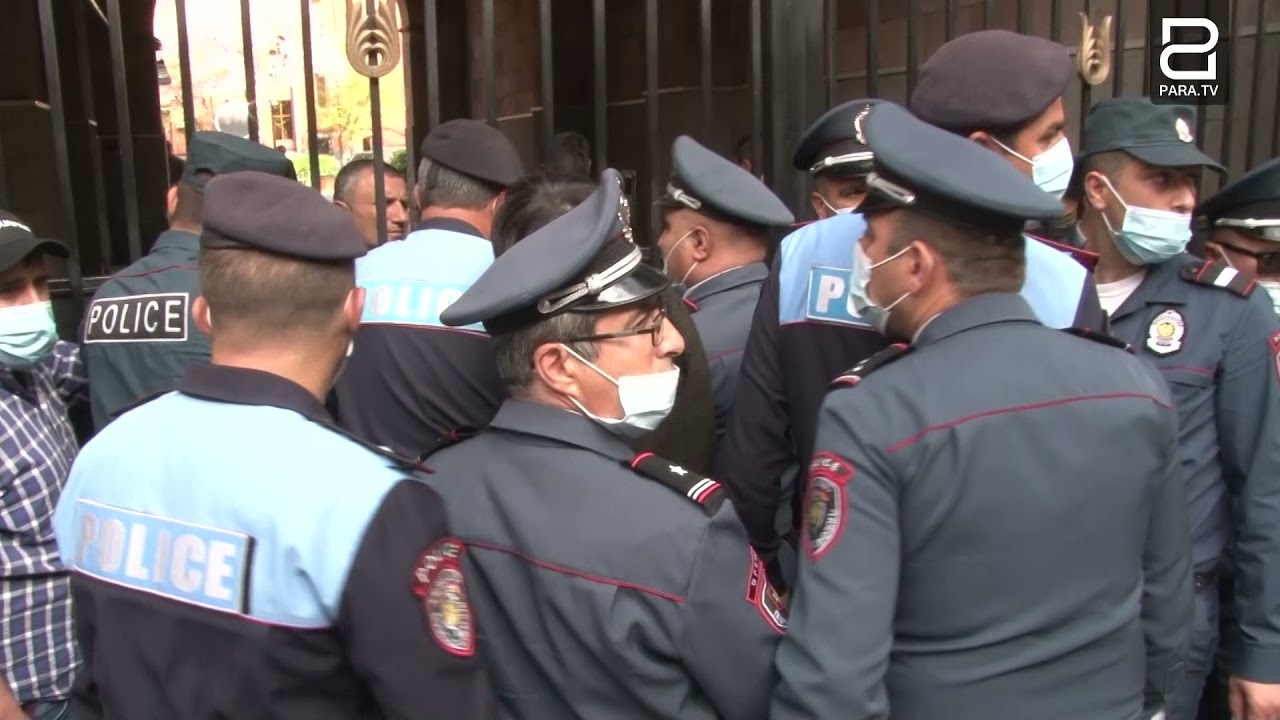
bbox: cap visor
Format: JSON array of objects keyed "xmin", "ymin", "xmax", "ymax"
[
  {"xmin": 856, "ymin": 186, "xmax": 909, "ymax": 215},
  {"xmin": 1126, "ymin": 144, "xmax": 1226, "ymax": 176},
  {"xmin": 0, "ymin": 237, "xmax": 68, "ymax": 273},
  {"xmin": 574, "ymin": 263, "xmax": 670, "ymax": 312}
]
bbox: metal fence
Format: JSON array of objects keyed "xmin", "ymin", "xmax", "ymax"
[{"xmin": 21, "ymin": 0, "xmax": 1280, "ymax": 329}]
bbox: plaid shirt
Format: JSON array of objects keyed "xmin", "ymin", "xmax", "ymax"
[{"xmin": 0, "ymin": 340, "xmax": 85, "ymax": 703}]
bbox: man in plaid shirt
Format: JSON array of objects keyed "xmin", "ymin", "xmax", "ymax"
[{"xmin": 0, "ymin": 212, "xmax": 85, "ymax": 720}]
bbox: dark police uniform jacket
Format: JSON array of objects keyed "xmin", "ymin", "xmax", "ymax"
[
  {"xmin": 423, "ymin": 400, "xmax": 785, "ymax": 720},
  {"xmin": 331, "ymin": 218, "xmax": 505, "ymax": 458},
  {"xmin": 1103, "ymin": 253, "xmax": 1280, "ymax": 682},
  {"xmin": 772, "ymin": 293, "xmax": 1192, "ymax": 720},
  {"xmin": 53, "ymin": 363, "xmax": 503, "ymax": 719},
  {"xmin": 82, "ymin": 229, "xmax": 207, "ymax": 431},
  {"xmin": 721, "ymin": 214, "xmax": 1108, "ymax": 564},
  {"xmin": 685, "ymin": 262, "xmax": 767, "ymax": 454}
]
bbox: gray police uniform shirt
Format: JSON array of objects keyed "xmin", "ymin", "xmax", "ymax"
[
  {"xmin": 82, "ymin": 230, "xmax": 207, "ymax": 430},
  {"xmin": 685, "ymin": 262, "xmax": 768, "ymax": 449},
  {"xmin": 423, "ymin": 399, "xmax": 784, "ymax": 720},
  {"xmin": 1104, "ymin": 254, "xmax": 1280, "ymax": 682},
  {"xmin": 772, "ymin": 293, "xmax": 1192, "ymax": 720}
]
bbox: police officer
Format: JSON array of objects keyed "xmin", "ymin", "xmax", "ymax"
[
  {"xmin": 773, "ymin": 100, "xmax": 1191, "ymax": 720},
  {"xmin": 54, "ymin": 172, "xmax": 502, "ymax": 719},
  {"xmin": 909, "ymin": 29, "xmax": 1106, "ymax": 331},
  {"xmin": 82, "ymin": 131, "xmax": 295, "ymax": 430},
  {"xmin": 331, "ymin": 119, "xmax": 524, "ymax": 458},
  {"xmin": 423, "ymin": 169, "xmax": 784, "ymax": 719},
  {"xmin": 720, "ymin": 99, "xmax": 891, "ymax": 583},
  {"xmin": 1197, "ymin": 155, "xmax": 1280, "ymax": 316},
  {"xmin": 655, "ymin": 136, "xmax": 793, "ymax": 448},
  {"xmin": 1075, "ymin": 96, "xmax": 1280, "ymax": 720}
]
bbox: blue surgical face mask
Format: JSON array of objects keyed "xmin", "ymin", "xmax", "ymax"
[
  {"xmin": 847, "ymin": 241, "xmax": 913, "ymax": 333},
  {"xmin": 0, "ymin": 300, "xmax": 58, "ymax": 369},
  {"xmin": 1098, "ymin": 175, "xmax": 1192, "ymax": 266},
  {"xmin": 993, "ymin": 135, "xmax": 1075, "ymax": 199}
]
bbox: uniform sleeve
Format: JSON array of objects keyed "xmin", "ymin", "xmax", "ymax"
[
  {"xmin": 1141, "ymin": 400, "xmax": 1193, "ymax": 711},
  {"xmin": 677, "ymin": 501, "xmax": 784, "ymax": 720},
  {"xmin": 1072, "ymin": 272, "xmax": 1109, "ymax": 333},
  {"xmin": 772, "ymin": 394, "xmax": 899, "ymax": 720},
  {"xmin": 1220, "ymin": 295, "xmax": 1280, "ymax": 683},
  {"xmin": 338, "ymin": 479, "xmax": 504, "ymax": 719},
  {"xmin": 42, "ymin": 340, "xmax": 88, "ymax": 408},
  {"xmin": 719, "ymin": 258, "xmax": 793, "ymax": 560},
  {"xmin": 706, "ymin": 351, "xmax": 736, "ymax": 448}
]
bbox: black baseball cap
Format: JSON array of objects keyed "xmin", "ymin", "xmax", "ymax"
[{"xmin": 0, "ymin": 211, "xmax": 69, "ymax": 273}]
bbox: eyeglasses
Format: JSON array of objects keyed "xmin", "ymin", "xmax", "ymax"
[
  {"xmin": 1214, "ymin": 242, "xmax": 1280, "ymax": 275},
  {"xmin": 563, "ymin": 308, "xmax": 667, "ymax": 347}
]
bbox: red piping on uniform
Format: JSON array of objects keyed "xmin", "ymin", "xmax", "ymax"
[
  {"xmin": 705, "ymin": 348, "xmax": 745, "ymax": 363},
  {"xmin": 466, "ymin": 540, "xmax": 686, "ymax": 604},
  {"xmin": 1195, "ymin": 262, "xmax": 1212, "ymax": 281},
  {"xmin": 692, "ymin": 482, "xmax": 721, "ymax": 503},
  {"xmin": 1244, "ymin": 278, "xmax": 1258, "ymax": 295},
  {"xmin": 1026, "ymin": 234, "xmax": 1100, "ymax": 271},
  {"xmin": 630, "ymin": 452, "xmax": 655, "ymax": 469},
  {"xmin": 885, "ymin": 392, "xmax": 1175, "ymax": 453},
  {"xmin": 109, "ymin": 263, "xmax": 198, "ymax": 280},
  {"xmin": 1160, "ymin": 365, "xmax": 1215, "ymax": 377}
]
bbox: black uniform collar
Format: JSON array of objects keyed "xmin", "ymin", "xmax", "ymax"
[
  {"xmin": 177, "ymin": 362, "xmax": 331, "ymax": 424},
  {"xmin": 151, "ymin": 229, "xmax": 201, "ymax": 253},
  {"xmin": 414, "ymin": 217, "xmax": 485, "ymax": 239},
  {"xmin": 683, "ymin": 262, "xmax": 768, "ymax": 304},
  {"xmin": 487, "ymin": 398, "xmax": 635, "ymax": 462},
  {"xmin": 1109, "ymin": 252, "xmax": 1197, "ymax": 321},
  {"xmin": 912, "ymin": 292, "xmax": 1040, "ymax": 348}
]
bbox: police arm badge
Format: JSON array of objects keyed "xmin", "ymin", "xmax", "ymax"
[
  {"xmin": 1145, "ymin": 309, "xmax": 1186, "ymax": 356},
  {"xmin": 411, "ymin": 538, "xmax": 475, "ymax": 657},
  {"xmin": 744, "ymin": 547, "xmax": 788, "ymax": 634},
  {"xmin": 803, "ymin": 452, "xmax": 855, "ymax": 559}
]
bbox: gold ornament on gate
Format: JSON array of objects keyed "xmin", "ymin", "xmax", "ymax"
[
  {"xmin": 346, "ymin": 0, "xmax": 401, "ymax": 78},
  {"xmin": 1077, "ymin": 12, "xmax": 1113, "ymax": 86}
]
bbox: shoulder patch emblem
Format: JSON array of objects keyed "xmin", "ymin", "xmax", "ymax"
[
  {"xmin": 629, "ymin": 453, "xmax": 724, "ymax": 514},
  {"xmin": 1180, "ymin": 260, "xmax": 1257, "ymax": 298},
  {"xmin": 412, "ymin": 538, "xmax": 475, "ymax": 657},
  {"xmin": 1146, "ymin": 309, "xmax": 1186, "ymax": 356},
  {"xmin": 803, "ymin": 452, "xmax": 854, "ymax": 559},
  {"xmin": 745, "ymin": 547, "xmax": 788, "ymax": 634},
  {"xmin": 1062, "ymin": 326, "xmax": 1135, "ymax": 353},
  {"xmin": 832, "ymin": 343, "xmax": 911, "ymax": 387}
]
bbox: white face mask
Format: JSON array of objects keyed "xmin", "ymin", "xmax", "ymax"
[
  {"xmin": 992, "ymin": 135, "xmax": 1075, "ymax": 199},
  {"xmin": 1259, "ymin": 280, "xmax": 1280, "ymax": 316},
  {"xmin": 661, "ymin": 229, "xmax": 698, "ymax": 286},
  {"xmin": 561, "ymin": 345, "xmax": 679, "ymax": 438},
  {"xmin": 819, "ymin": 195, "xmax": 858, "ymax": 216}
]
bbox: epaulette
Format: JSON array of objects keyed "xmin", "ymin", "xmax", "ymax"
[
  {"xmin": 629, "ymin": 452, "xmax": 724, "ymax": 515},
  {"xmin": 1180, "ymin": 260, "xmax": 1257, "ymax": 298},
  {"xmin": 318, "ymin": 421, "xmax": 434, "ymax": 476},
  {"xmin": 1062, "ymin": 326, "xmax": 1135, "ymax": 353},
  {"xmin": 415, "ymin": 427, "xmax": 478, "ymax": 464},
  {"xmin": 831, "ymin": 342, "xmax": 911, "ymax": 388}
]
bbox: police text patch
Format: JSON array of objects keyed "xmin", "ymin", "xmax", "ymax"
[
  {"xmin": 360, "ymin": 279, "xmax": 479, "ymax": 330},
  {"xmin": 805, "ymin": 266, "xmax": 872, "ymax": 327},
  {"xmin": 72, "ymin": 499, "xmax": 253, "ymax": 613},
  {"xmin": 412, "ymin": 538, "xmax": 475, "ymax": 656},
  {"xmin": 84, "ymin": 293, "xmax": 190, "ymax": 343},
  {"xmin": 804, "ymin": 452, "xmax": 854, "ymax": 559},
  {"xmin": 745, "ymin": 547, "xmax": 788, "ymax": 634}
]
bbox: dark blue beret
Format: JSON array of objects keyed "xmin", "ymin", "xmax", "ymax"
[
  {"xmin": 859, "ymin": 103, "xmax": 1063, "ymax": 232},
  {"xmin": 792, "ymin": 98, "xmax": 883, "ymax": 176},
  {"xmin": 658, "ymin": 136, "xmax": 793, "ymax": 227},
  {"xmin": 420, "ymin": 119, "xmax": 525, "ymax": 187},
  {"xmin": 200, "ymin": 172, "xmax": 367, "ymax": 261},
  {"xmin": 1196, "ymin": 156, "xmax": 1280, "ymax": 232},
  {"xmin": 441, "ymin": 168, "xmax": 668, "ymax": 331},
  {"xmin": 1080, "ymin": 97, "xmax": 1225, "ymax": 176},
  {"xmin": 910, "ymin": 30, "xmax": 1072, "ymax": 132},
  {"xmin": 182, "ymin": 131, "xmax": 295, "ymax": 190}
]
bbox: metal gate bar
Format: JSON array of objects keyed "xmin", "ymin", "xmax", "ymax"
[
  {"xmin": 750, "ymin": 0, "xmax": 764, "ymax": 174},
  {"xmin": 483, "ymin": 0, "xmax": 497, "ymax": 127},
  {"xmin": 425, "ymin": 0, "xmax": 441, "ymax": 130},
  {"xmin": 946, "ymin": 0, "xmax": 957, "ymax": 42},
  {"xmin": 1220, "ymin": 0, "xmax": 1243, "ymax": 170},
  {"xmin": 1111, "ymin": 0, "xmax": 1126, "ymax": 97},
  {"xmin": 593, "ymin": 0, "xmax": 608, "ymax": 173},
  {"xmin": 645, "ymin": 0, "xmax": 660, "ymax": 235},
  {"xmin": 238, "ymin": 0, "xmax": 258, "ymax": 143},
  {"xmin": 364, "ymin": 0, "xmax": 388, "ymax": 246},
  {"xmin": 107, "ymin": 0, "xmax": 143, "ymax": 264},
  {"xmin": 702, "ymin": 0, "xmax": 714, "ymax": 140},
  {"xmin": 37, "ymin": 0, "xmax": 85, "ymax": 309},
  {"xmin": 866, "ymin": 0, "xmax": 880, "ymax": 98},
  {"xmin": 539, "ymin": 0, "xmax": 555, "ymax": 150},
  {"xmin": 906, "ymin": 0, "xmax": 920, "ymax": 98},
  {"xmin": 825, "ymin": 0, "xmax": 837, "ymax": 110},
  {"xmin": 1246, "ymin": 0, "xmax": 1267, "ymax": 166},
  {"xmin": 174, "ymin": 0, "xmax": 195, "ymax": 148},
  {"xmin": 300, "ymin": 0, "xmax": 321, "ymax": 190},
  {"xmin": 1080, "ymin": 0, "xmax": 1095, "ymax": 129}
]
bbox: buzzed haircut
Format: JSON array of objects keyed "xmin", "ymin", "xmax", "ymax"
[
  {"xmin": 198, "ymin": 247, "xmax": 354, "ymax": 337},
  {"xmin": 492, "ymin": 176, "xmax": 595, "ymax": 257},
  {"xmin": 885, "ymin": 210, "xmax": 1025, "ymax": 296},
  {"xmin": 543, "ymin": 132, "xmax": 592, "ymax": 180},
  {"xmin": 171, "ymin": 170, "xmax": 214, "ymax": 227},
  {"xmin": 334, "ymin": 157, "xmax": 405, "ymax": 205},
  {"xmin": 415, "ymin": 157, "xmax": 502, "ymax": 210}
]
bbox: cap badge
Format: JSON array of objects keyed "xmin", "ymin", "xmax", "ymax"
[
  {"xmin": 1146, "ymin": 308, "xmax": 1186, "ymax": 355},
  {"xmin": 1175, "ymin": 117, "xmax": 1194, "ymax": 143},
  {"xmin": 616, "ymin": 180, "xmax": 635, "ymax": 244},
  {"xmin": 853, "ymin": 106, "xmax": 871, "ymax": 146}
]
